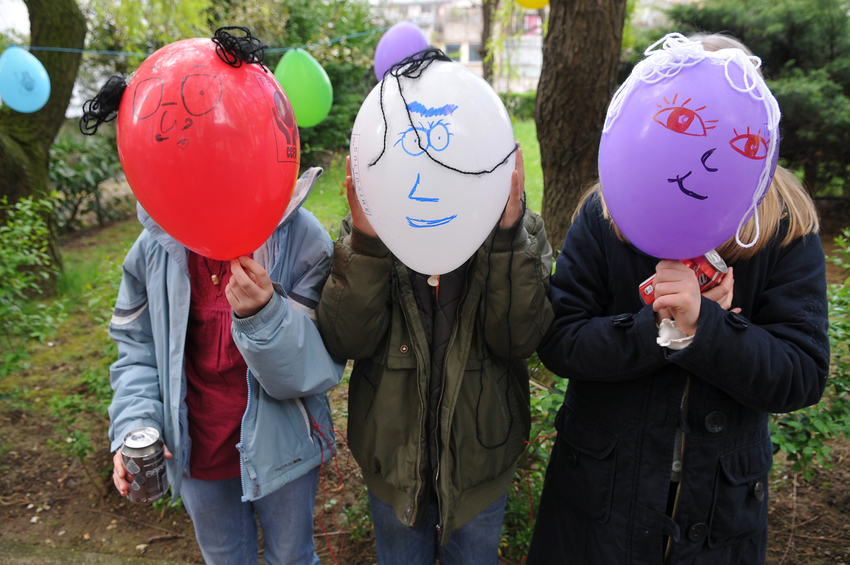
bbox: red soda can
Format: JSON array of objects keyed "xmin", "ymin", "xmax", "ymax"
[
  {"xmin": 639, "ymin": 249, "xmax": 728, "ymax": 305},
  {"xmin": 121, "ymin": 427, "xmax": 168, "ymax": 504}
]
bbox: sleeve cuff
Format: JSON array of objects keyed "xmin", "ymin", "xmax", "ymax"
[
  {"xmin": 232, "ymin": 292, "xmax": 285, "ymax": 336},
  {"xmin": 487, "ymin": 223, "xmax": 530, "ymax": 253},
  {"xmin": 657, "ymin": 318, "xmax": 694, "ymax": 350},
  {"xmin": 349, "ymin": 225, "xmax": 390, "ymax": 258}
]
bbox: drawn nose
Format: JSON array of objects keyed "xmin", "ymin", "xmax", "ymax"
[
  {"xmin": 408, "ymin": 173, "xmax": 439, "ymax": 202},
  {"xmin": 701, "ymin": 148, "xmax": 718, "ymax": 172}
]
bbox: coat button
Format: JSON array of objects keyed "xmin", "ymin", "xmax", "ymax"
[
  {"xmin": 704, "ymin": 411, "xmax": 726, "ymax": 433},
  {"xmin": 400, "ymin": 344, "xmax": 409, "ymax": 354},
  {"xmin": 726, "ymin": 311, "xmax": 751, "ymax": 329},
  {"xmin": 611, "ymin": 313, "xmax": 634, "ymax": 328},
  {"xmin": 753, "ymin": 481, "xmax": 765, "ymax": 502},
  {"xmin": 688, "ymin": 523, "xmax": 709, "ymax": 543},
  {"xmin": 565, "ymin": 447, "xmax": 579, "ymax": 468}
]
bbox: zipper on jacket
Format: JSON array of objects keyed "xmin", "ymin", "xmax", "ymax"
[
  {"xmin": 664, "ymin": 376, "xmax": 690, "ymax": 563},
  {"xmin": 397, "ymin": 267, "xmax": 427, "ymax": 526},
  {"xmin": 239, "ymin": 368, "xmax": 253, "ymax": 500},
  {"xmin": 432, "ymin": 259, "xmax": 474, "ymax": 536}
]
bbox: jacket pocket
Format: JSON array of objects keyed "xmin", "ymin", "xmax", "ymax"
[
  {"xmin": 708, "ymin": 435, "xmax": 772, "ymax": 547},
  {"xmin": 556, "ymin": 407, "xmax": 618, "ymax": 524}
]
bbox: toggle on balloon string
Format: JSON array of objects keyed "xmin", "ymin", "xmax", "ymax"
[
  {"xmin": 604, "ymin": 33, "xmax": 781, "ymax": 249},
  {"xmin": 368, "ymin": 47, "xmax": 518, "ymax": 175}
]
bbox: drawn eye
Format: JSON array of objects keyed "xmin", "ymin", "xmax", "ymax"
[
  {"xmin": 730, "ymin": 128, "xmax": 769, "ymax": 160},
  {"xmin": 132, "ymin": 77, "xmax": 163, "ymax": 120},
  {"xmin": 652, "ymin": 94, "xmax": 717, "ymax": 137},
  {"xmin": 428, "ymin": 122, "xmax": 452, "ymax": 152},
  {"xmin": 181, "ymin": 74, "xmax": 223, "ymax": 116},
  {"xmin": 394, "ymin": 127, "xmax": 428, "ymax": 156}
]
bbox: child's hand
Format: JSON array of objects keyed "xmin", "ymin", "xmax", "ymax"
[
  {"xmin": 343, "ymin": 155, "xmax": 378, "ymax": 238},
  {"xmin": 702, "ymin": 266, "xmax": 741, "ymax": 313},
  {"xmin": 652, "ymin": 260, "xmax": 702, "ymax": 335},
  {"xmin": 112, "ymin": 444, "xmax": 172, "ymax": 498},
  {"xmin": 500, "ymin": 144, "xmax": 525, "ymax": 229},
  {"xmin": 226, "ymin": 256, "xmax": 274, "ymax": 318}
]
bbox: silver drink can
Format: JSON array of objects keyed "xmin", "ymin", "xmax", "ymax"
[{"xmin": 121, "ymin": 427, "xmax": 168, "ymax": 504}]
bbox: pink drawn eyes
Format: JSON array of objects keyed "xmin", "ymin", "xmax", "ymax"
[
  {"xmin": 653, "ymin": 94, "xmax": 718, "ymax": 137},
  {"xmin": 730, "ymin": 128, "xmax": 769, "ymax": 159}
]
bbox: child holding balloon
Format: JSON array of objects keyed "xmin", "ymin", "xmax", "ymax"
[
  {"xmin": 318, "ymin": 49, "xmax": 553, "ymax": 563},
  {"xmin": 527, "ymin": 34, "xmax": 829, "ymax": 565},
  {"xmin": 86, "ymin": 29, "xmax": 345, "ymax": 565}
]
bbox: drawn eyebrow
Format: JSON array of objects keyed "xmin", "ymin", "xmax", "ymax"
[
  {"xmin": 407, "ymin": 100, "xmax": 459, "ymax": 117},
  {"xmin": 193, "ymin": 64, "xmax": 206, "ymax": 69},
  {"xmin": 162, "ymin": 102, "xmax": 178, "ymax": 106}
]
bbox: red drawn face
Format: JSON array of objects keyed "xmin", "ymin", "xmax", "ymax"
[
  {"xmin": 129, "ymin": 67, "xmax": 225, "ymax": 150},
  {"xmin": 730, "ymin": 127, "xmax": 769, "ymax": 159}
]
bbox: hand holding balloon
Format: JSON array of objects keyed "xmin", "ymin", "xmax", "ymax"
[
  {"xmin": 345, "ymin": 155, "xmax": 378, "ymax": 238},
  {"xmin": 500, "ymin": 144, "xmax": 525, "ymax": 229},
  {"xmin": 652, "ymin": 260, "xmax": 702, "ymax": 335},
  {"xmin": 226, "ymin": 256, "xmax": 274, "ymax": 318}
]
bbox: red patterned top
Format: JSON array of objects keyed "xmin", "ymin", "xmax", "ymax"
[{"xmin": 184, "ymin": 252, "xmax": 248, "ymax": 481}]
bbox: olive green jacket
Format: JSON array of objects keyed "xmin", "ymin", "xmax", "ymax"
[{"xmin": 317, "ymin": 210, "xmax": 554, "ymax": 543}]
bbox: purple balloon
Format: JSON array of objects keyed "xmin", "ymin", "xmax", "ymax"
[
  {"xmin": 374, "ymin": 21, "xmax": 429, "ymax": 81},
  {"xmin": 600, "ymin": 57, "xmax": 778, "ymax": 259}
]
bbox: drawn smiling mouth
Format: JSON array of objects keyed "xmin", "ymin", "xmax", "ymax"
[
  {"xmin": 406, "ymin": 216, "xmax": 457, "ymax": 228},
  {"xmin": 405, "ymin": 173, "xmax": 456, "ymax": 227},
  {"xmin": 668, "ymin": 171, "xmax": 707, "ymax": 200}
]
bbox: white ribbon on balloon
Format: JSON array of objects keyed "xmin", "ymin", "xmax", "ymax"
[{"xmin": 603, "ymin": 33, "xmax": 781, "ymax": 249}]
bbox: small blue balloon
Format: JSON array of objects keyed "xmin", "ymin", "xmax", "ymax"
[{"xmin": 0, "ymin": 46, "xmax": 51, "ymax": 113}]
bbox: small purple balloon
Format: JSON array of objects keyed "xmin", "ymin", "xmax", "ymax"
[
  {"xmin": 600, "ymin": 53, "xmax": 778, "ymax": 259},
  {"xmin": 374, "ymin": 21, "xmax": 429, "ymax": 81}
]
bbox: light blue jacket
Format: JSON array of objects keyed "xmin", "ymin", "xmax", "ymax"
[{"xmin": 107, "ymin": 168, "xmax": 344, "ymax": 502}]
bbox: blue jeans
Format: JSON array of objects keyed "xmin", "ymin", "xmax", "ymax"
[
  {"xmin": 181, "ymin": 466, "xmax": 320, "ymax": 565},
  {"xmin": 368, "ymin": 490, "xmax": 507, "ymax": 565}
]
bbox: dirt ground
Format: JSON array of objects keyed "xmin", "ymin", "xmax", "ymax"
[
  {"xmin": 0, "ymin": 381, "xmax": 377, "ymax": 565},
  {"xmin": 2, "ymin": 205, "xmax": 850, "ymax": 564}
]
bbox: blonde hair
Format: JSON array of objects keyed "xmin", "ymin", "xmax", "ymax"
[{"xmin": 581, "ymin": 33, "xmax": 819, "ymax": 263}]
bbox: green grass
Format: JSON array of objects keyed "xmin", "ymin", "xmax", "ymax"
[
  {"xmin": 513, "ymin": 119, "xmax": 543, "ymax": 214},
  {"xmin": 55, "ymin": 219, "xmax": 142, "ymax": 300},
  {"xmin": 304, "ymin": 153, "xmax": 350, "ymax": 238}
]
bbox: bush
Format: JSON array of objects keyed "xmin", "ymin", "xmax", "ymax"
[
  {"xmin": 49, "ymin": 135, "xmax": 130, "ymax": 233},
  {"xmin": 0, "ymin": 197, "xmax": 66, "ymax": 377},
  {"xmin": 769, "ymin": 229, "xmax": 850, "ymax": 480},
  {"xmin": 500, "ymin": 91, "xmax": 537, "ymax": 121},
  {"xmin": 299, "ymin": 62, "xmax": 375, "ymax": 166}
]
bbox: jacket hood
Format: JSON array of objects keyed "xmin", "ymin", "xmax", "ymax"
[{"xmin": 136, "ymin": 167, "xmax": 323, "ymax": 276}]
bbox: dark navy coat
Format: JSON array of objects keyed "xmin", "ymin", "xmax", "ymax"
[{"xmin": 527, "ymin": 195, "xmax": 829, "ymax": 565}]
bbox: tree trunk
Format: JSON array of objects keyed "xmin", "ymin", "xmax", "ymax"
[
  {"xmin": 481, "ymin": 0, "xmax": 499, "ymax": 84},
  {"xmin": 0, "ymin": 0, "xmax": 87, "ymax": 266},
  {"xmin": 535, "ymin": 0, "xmax": 628, "ymax": 252}
]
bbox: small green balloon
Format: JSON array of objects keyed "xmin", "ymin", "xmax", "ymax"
[{"xmin": 273, "ymin": 49, "xmax": 333, "ymax": 128}]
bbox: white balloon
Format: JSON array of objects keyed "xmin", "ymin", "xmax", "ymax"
[{"xmin": 350, "ymin": 60, "xmax": 516, "ymax": 275}]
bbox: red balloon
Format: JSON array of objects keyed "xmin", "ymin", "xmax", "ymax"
[{"xmin": 116, "ymin": 38, "xmax": 300, "ymax": 260}]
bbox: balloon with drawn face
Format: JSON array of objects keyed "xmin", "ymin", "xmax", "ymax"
[
  {"xmin": 350, "ymin": 60, "xmax": 515, "ymax": 275},
  {"xmin": 599, "ymin": 38, "xmax": 779, "ymax": 260},
  {"xmin": 116, "ymin": 38, "xmax": 300, "ymax": 260}
]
